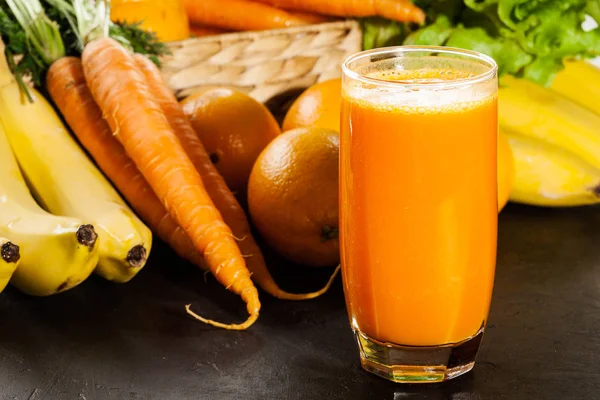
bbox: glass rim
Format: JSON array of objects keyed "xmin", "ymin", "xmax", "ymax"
[{"xmin": 342, "ymin": 45, "xmax": 498, "ymax": 90}]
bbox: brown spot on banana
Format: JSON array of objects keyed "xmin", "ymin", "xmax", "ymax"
[{"xmin": 56, "ymin": 280, "xmax": 70, "ymax": 293}]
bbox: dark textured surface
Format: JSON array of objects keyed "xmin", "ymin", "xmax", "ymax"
[{"xmin": 1, "ymin": 204, "xmax": 599, "ymax": 400}]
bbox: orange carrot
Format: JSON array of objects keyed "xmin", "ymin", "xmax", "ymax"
[
  {"xmin": 253, "ymin": 0, "xmax": 426, "ymax": 24},
  {"xmin": 82, "ymin": 37, "xmax": 260, "ymax": 330},
  {"xmin": 133, "ymin": 53, "xmax": 341, "ymax": 301},
  {"xmin": 45, "ymin": 57, "xmax": 206, "ymax": 270},
  {"xmin": 183, "ymin": 0, "xmax": 310, "ymax": 31},
  {"xmin": 189, "ymin": 24, "xmax": 230, "ymax": 37},
  {"xmin": 285, "ymin": 10, "xmax": 336, "ymax": 24}
]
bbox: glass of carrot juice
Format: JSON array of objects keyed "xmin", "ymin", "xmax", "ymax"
[{"xmin": 340, "ymin": 46, "xmax": 498, "ymax": 383}]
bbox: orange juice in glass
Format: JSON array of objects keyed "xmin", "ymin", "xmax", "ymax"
[{"xmin": 340, "ymin": 46, "xmax": 498, "ymax": 383}]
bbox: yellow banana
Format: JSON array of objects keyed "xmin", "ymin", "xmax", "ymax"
[
  {"xmin": 0, "ymin": 237, "xmax": 20, "ymax": 293},
  {"xmin": 498, "ymin": 130, "xmax": 515, "ymax": 212},
  {"xmin": 498, "ymin": 75, "xmax": 600, "ymax": 169},
  {"xmin": 551, "ymin": 60, "xmax": 600, "ymax": 116},
  {"xmin": 505, "ymin": 130, "xmax": 600, "ymax": 207},
  {"xmin": 0, "ymin": 53, "xmax": 152, "ymax": 284},
  {"xmin": 0, "ymin": 121, "xmax": 99, "ymax": 296}
]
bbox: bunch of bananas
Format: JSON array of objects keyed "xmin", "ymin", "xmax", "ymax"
[
  {"xmin": 0, "ymin": 51, "xmax": 152, "ymax": 295},
  {"xmin": 500, "ymin": 60, "xmax": 600, "ymax": 208}
]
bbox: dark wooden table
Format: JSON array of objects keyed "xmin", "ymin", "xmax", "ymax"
[{"xmin": 1, "ymin": 204, "xmax": 599, "ymax": 400}]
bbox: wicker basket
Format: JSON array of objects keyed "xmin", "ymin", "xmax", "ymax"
[{"xmin": 159, "ymin": 20, "xmax": 362, "ymax": 106}]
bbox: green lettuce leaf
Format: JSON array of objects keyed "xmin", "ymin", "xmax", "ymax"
[
  {"xmin": 521, "ymin": 55, "xmax": 564, "ymax": 84},
  {"xmin": 445, "ymin": 26, "xmax": 532, "ymax": 75},
  {"xmin": 403, "ymin": 15, "xmax": 453, "ymax": 45},
  {"xmin": 360, "ymin": 17, "xmax": 405, "ymax": 50},
  {"xmin": 360, "ymin": 0, "xmax": 600, "ymax": 86},
  {"xmin": 587, "ymin": 0, "xmax": 600, "ymax": 22},
  {"xmin": 464, "ymin": 0, "xmax": 498, "ymax": 12}
]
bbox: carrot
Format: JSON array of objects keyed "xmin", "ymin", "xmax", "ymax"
[
  {"xmin": 133, "ymin": 53, "xmax": 341, "ymax": 301},
  {"xmin": 183, "ymin": 0, "xmax": 310, "ymax": 31},
  {"xmin": 253, "ymin": 0, "xmax": 426, "ymax": 24},
  {"xmin": 189, "ymin": 24, "xmax": 230, "ymax": 37},
  {"xmin": 285, "ymin": 10, "xmax": 336, "ymax": 24},
  {"xmin": 82, "ymin": 37, "xmax": 260, "ymax": 330},
  {"xmin": 45, "ymin": 57, "xmax": 206, "ymax": 270}
]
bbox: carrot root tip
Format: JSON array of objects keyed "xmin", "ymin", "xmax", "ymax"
[
  {"xmin": 185, "ymin": 303, "xmax": 259, "ymax": 330},
  {"xmin": 230, "ymin": 233, "xmax": 248, "ymax": 242},
  {"xmin": 270, "ymin": 264, "xmax": 341, "ymax": 301}
]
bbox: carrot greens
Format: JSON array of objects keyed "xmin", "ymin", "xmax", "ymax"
[{"xmin": 0, "ymin": 0, "xmax": 168, "ymax": 88}]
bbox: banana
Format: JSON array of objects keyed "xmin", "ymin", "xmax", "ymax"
[
  {"xmin": 0, "ymin": 237, "xmax": 20, "ymax": 293},
  {"xmin": 0, "ymin": 57, "xmax": 152, "ymax": 283},
  {"xmin": 505, "ymin": 130, "xmax": 600, "ymax": 207},
  {"xmin": 0, "ymin": 121, "xmax": 99, "ymax": 296},
  {"xmin": 551, "ymin": 60, "xmax": 600, "ymax": 116},
  {"xmin": 499, "ymin": 75, "xmax": 600, "ymax": 169}
]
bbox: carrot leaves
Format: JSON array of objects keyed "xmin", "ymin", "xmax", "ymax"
[{"xmin": 0, "ymin": 0, "xmax": 168, "ymax": 89}]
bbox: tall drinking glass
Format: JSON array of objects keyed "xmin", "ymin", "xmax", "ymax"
[{"xmin": 340, "ymin": 46, "xmax": 498, "ymax": 383}]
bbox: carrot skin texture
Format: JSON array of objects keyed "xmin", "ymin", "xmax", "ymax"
[
  {"xmin": 189, "ymin": 24, "xmax": 230, "ymax": 37},
  {"xmin": 133, "ymin": 53, "xmax": 340, "ymax": 300},
  {"xmin": 253, "ymin": 0, "xmax": 426, "ymax": 23},
  {"xmin": 46, "ymin": 57, "xmax": 206, "ymax": 269},
  {"xmin": 284, "ymin": 10, "xmax": 336, "ymax": 24},
  {"xmin": 183, "ymin": 0, "xmax": 310, "ymax": 31},
  {"xmin": 82, "ymin": 38, "xmax": 259, "ymax": 330}
]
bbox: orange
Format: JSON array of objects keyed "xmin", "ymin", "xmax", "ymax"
[
  {"xmin": 498, "ymin": 130, "xmax": 515, "ymax": 212},
  {"xmin": 282, "ymin": 78, "xmax": 342, "ymax": 132},
  {"xmin": 181, "ymin": 87, "xmax": 281, "ymax": 193},
  {"xmin": 248, "ymin": 128, "xmax": 339, "ymax": 267},
  {"xmin": 111, "ymin": 0, "xmax": 190, "ymax": 42}
]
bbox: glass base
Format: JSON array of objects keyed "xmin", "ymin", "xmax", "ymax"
[{"xmin": 354, "ymin": 328, "xmax": 484, "ymax": 383}]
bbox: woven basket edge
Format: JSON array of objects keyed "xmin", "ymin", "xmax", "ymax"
[{"xmin": 162, "ymin": 20, "xmax": 362, "ymax": 51}]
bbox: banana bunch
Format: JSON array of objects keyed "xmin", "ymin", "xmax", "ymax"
[
  {"xmin": 0, "ymin": 68, "xmax": 153, "ymax": 284},
  {"xmin": 0, "ymin": 43, "xmax": 152, "ymax": 295},
  {"xmin": 0, "ymin": 122, "xmax": 100, "ymax": 295},
  {"xmin": 499, "ymin": 64, "xmax": 600, "ymax": 207},
  {"xmin": 551, "ymin": 60, "xmax": 600, "ymax": 116}
]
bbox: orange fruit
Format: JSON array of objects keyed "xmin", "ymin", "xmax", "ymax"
[
  {"xmin": 282, "ymin": 78, "xmax": 342, "ymax": 132},
  {"xmin": 498, "ymin": 130, "xmax": 515, "ymax": 212},
  {"xmin": 248, "ymin": 128, "xmax": 339, "ymax": 267},
  {"xmin": 181, "ymin": 87, "xmax": 281, "ymax": 193}
]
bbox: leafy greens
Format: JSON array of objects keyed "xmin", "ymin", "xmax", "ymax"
[{"xmin": 361, "ymin": 0, "xmax": 600, "ymax": 86}]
